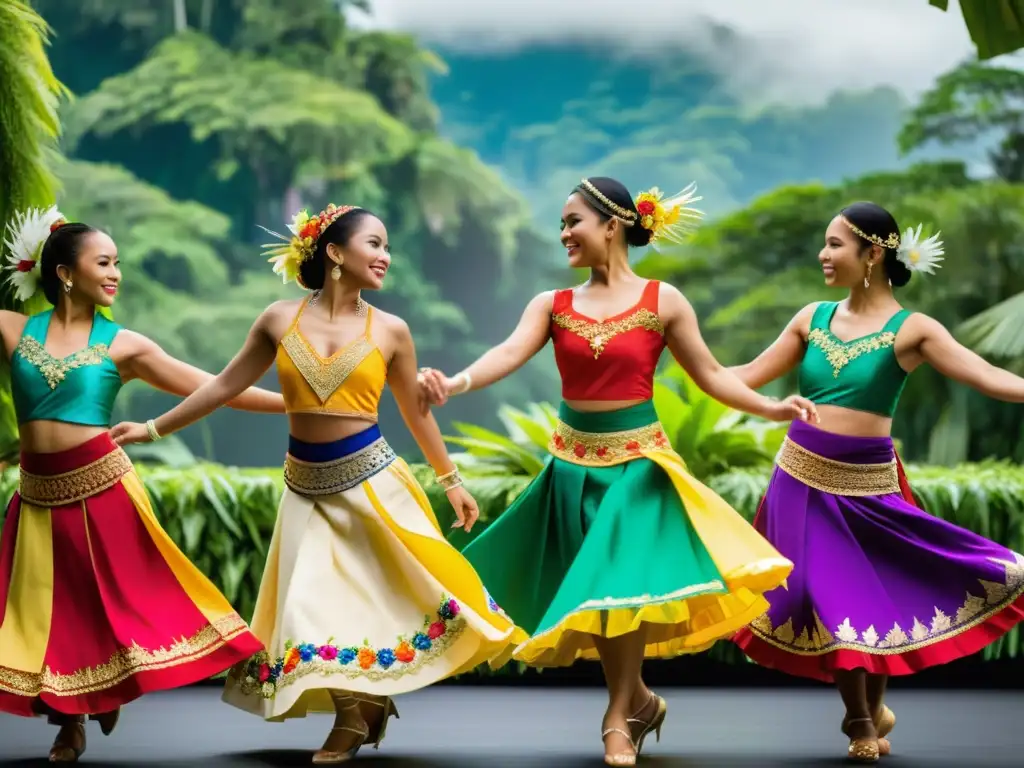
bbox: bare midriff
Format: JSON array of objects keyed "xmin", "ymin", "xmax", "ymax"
[
  {"xmin": 287, "ymin": 412, "xmax": 379, "ymax": 444},
  {"xmin": 562, "ymin": 398, "xmax": 649, "ymax": 413},
  {"xmin": 811, "ymin": 404, "xmax": 893, "ymax": 438},
  {"xmin": 18, "ymin": 421, "xmax": 109, "ymax": 455}
]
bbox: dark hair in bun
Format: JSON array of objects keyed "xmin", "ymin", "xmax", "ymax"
[
  {"xmin": 297, "ymin": 208, "xmax": 377, "ymax": 290},
  {"xmin": 39, "ymin": 223, "xmax": 100, "ymax": 306},
  {"xmin": 573, "ymin": 177, "xmax": 653, "ymax": 248},
  {"xmin": 839, "ymin": 201, "xmax": 912, "ymax": 288}
]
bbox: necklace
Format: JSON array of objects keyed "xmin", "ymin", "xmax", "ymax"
[{"xmin": 308, "ymin": 290, "xmax": 368, "ymax": 317}]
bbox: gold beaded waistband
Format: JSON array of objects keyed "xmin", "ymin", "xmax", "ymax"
[
  {"xmin": 19, "ymin": 447, "xmax": 133, "ymax": 507},
  {"xmin": 284, "ymin": 437, "xmax": 396, "ymax": 496},
  {"xmin": 548, "ymin": 419, "xmax": 671, "ymax": 467},
  {"xmin": 775, "ymin": 437, "xmax": 899, "ymax": 497}
]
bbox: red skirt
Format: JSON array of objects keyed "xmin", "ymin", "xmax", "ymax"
[{"xmin": 0, "ymin": 433, "xmax": 263, "ymax": 716}]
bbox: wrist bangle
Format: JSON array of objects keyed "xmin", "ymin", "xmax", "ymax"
[
  {"xmin": 146, "ymin": 419, "xmax": 162, "ymax": 442},
  {"xmin": 451, "ymin": 372, "xmax": 472, "ymax": 396},
  {"xmin": 435, "ymin": 468, "xmax": 463, "ymax": 490}
]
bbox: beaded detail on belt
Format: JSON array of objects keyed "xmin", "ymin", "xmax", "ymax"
[
  {"xmin": 548, "ymin": 419, "xmax": 671, "ymax": 467},
  {"xmin": 284, "ymin": 437, "xmax": 396, "ymax": 496},
  {"xmin": 19, "ymin": 447, "xmax": 133, "ymax": 507},
  {"xmin": 775, "ymin": 437, "xmax": 899, "ymax": 497}
]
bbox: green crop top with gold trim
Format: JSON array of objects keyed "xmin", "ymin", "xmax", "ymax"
[
  {"xmin": 797, "ymin": 302, "xmax": 911, "ymax": 418},
  {"xmin": 10, "ymin": 309, "xmax": 123, "ymax": 426}
]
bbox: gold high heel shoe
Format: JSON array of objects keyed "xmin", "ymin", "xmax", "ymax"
[
  {"xmin": 48, "ymin": 718, "xmax": 85, "ymax": 763},
  {"xmin": 875, "ymin": 705, "xmax": 895, "ymax": 756},
  {"xmin": 601, "ymin": 726, "xmax": 637, "ymax": 766},
  {"xmin": 356, "ymin": 695, "xmax": 400, "ymax": 749},
  {"xmin": 89, "ymin": 707, "xmax": 120, "ymax": 736},
  {"xmin": 313, "ymin": 693, "xmax": 369, "ymax": 764},
  {"xmin": 627, "ymin": 693, "xmax": 667, "ymax": 756},
  {"xmin": 845, "ymin": 717, "xmax": 880, "ymax": 763}
]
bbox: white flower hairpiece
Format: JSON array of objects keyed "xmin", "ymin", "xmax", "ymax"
[
  {"xmin": 2, "ymin": 205, "xmax": 66, "ymax": 302},
  {"xmin": 897, "ymin": 224, "xmax": 944, "ymax": 275}
]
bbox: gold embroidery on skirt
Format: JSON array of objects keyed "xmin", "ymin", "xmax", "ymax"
[
  {"xmin": 775, "ymin": 437, "xmax": 900, "ymax": 496},
  {"xmin": 18, "ymin": 448, "xmax": 133, "ymax": 507},
  {"xmin": 284, "ymin": 437, "xmax": 396, "ymax": 496},
  {"xmin": 749, "ymin": 553, "xmax": 1024, "ymax": 656},
  {"xmin": 548, "ymin": 419, "xmax": 671, "ymax": 467},
  {"xmin": 0, "ymin": 613, "xmax": 249, "ymax": 696}
]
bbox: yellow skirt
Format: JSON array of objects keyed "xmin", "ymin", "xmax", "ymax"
[{"xmin": 221, "ymin": 428, "xmax": 526, "ymax": 721}]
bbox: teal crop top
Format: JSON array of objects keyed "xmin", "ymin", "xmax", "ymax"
[
  {"xmin": 798, "ymin": 302, "xmax": 911, "ymax": 418},
  {"xmin": 10, "ymin": 310, "xmax": 123, "ymax": 427}
]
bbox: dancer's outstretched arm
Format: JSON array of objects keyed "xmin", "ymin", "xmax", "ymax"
[
  {"xmin": 110, "ymin": 304, "xmax": 283, "ymax": 445},
  {"xmin": 385, "ymin": 314, "xmax": 480, "ymax": 532},
  {"xmin": 728, "ymin": 303, "xmax": 820, "ymax": 389},
  {"xmin": 418, "ymin": 290, "xmax": 554, "ymax": 407},
  {"xmin": 903, "ymin": 313, "xmax": 1024, "ymax": 401},
  {"xmin": 115, "ymin": 330, "xmax": 284, "ymax": 413},
  {"xmin": 660, "ymin": 284, "xmax": 818, "ymax": 423}
]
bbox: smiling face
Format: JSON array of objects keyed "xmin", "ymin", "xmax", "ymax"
[
  {"xmin": 560, "ymin": 192, "xmax": 620, "ymax": 268},
  {"xmin": 57, "ymin": 231, "xmax": 121, "ymax": 308},
  {"xmin": 325, "ymin": 214, "xmax": 391, "ymax": 290},
  {"xmin": 819, "ymin": 215, "xmax": 881, "ymax": 289}
]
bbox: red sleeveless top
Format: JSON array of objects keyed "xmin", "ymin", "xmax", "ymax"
[{"xmin": 550, "ymin": 280, "xmax": 666, "ymax": 401}]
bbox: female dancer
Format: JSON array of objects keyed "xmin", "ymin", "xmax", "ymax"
[
  {"xmin": 728, "ymin": 201, "xmax": 1024, "ymax": 762},
  {"xmin": 0, "ymin": 207, "xmax": 282, "ymax": 762},
  {"xmin": 417, "ymin": 177, "xmax": 817, "ymax": 765},
  {"xmin": 111, "ymin": 203, "xmax": 526, "ymax": 763}
]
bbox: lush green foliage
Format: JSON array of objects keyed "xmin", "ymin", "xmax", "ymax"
[
  {"xmin": 2, "ymin": 455, "xmax": 1019, "ymax": 663},
  {"xmin": 929, "ymin": 1, "xmax": 1024, "ymax": 61}
]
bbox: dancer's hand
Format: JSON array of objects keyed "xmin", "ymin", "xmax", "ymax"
[
  {"xmin": 110, "ymin": 421, "xmax": 150, "ymax": 446},
  {"xmin": 417, "ymin": 367, "xmax": 450, "ymax": 411},
  {"xmin": 446, "ymin": 485, "xmax": 480, "ymax": 533},
  {"xmin": 764, "ymin": 395, "xmax": 819, "ymax": 424}
]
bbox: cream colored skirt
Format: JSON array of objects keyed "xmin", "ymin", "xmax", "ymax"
[{"xmin": 221, "ymin": 429, "xmax": 526, "ymax": 721}]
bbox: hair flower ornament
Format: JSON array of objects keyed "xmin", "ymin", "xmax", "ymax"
[
  {"xmin": 633, "ymin": 183, "xmax": 704, "ymax": 245},
  {"xmin": 897, "ymin": 224, "xmax": 944, "ymax": 275},
  {"xmin": 2, "ymin": 205, "xmax": 65, "ymax": 303},
  {"xmin": 259, "ymin": 203, "xmax": 356, "ymax": 285}
]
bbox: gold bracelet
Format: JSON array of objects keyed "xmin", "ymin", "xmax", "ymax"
[
  {"xmin": 146, "ymin": 419, "xmax": 162, "ymax": 442},
  {"xmin": 435, "ymin": 468, "xmax": 463, "ymax": 490},
  {"xmin": 451, "ymin": 372, "xmax": 473, "ymax": 396}
]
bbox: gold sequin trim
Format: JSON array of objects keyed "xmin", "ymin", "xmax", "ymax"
[
  {"xmin": 15, "ymin": 337, "xmax": 110, "ymax": 390},
  {"xmin": 807, "ymin": 328, "xmax": 896, "ymax": 378},
  {"xmin": 284, "ymin": 437, "xmax": 396, "ymax": 496},
  {"xmin": 551, "ymin": 308, "xmax": 663, "ymax": 359},
  {"xmin": 549, "ymin": 419, "xmax": 671, "ymax": 467},
  {"xmin": 280, "ymin": 332, "xmax": 377, "ymax": 403},
  {"xmin": 749, "ymin": 553, "xmax": 1024, "ymax": 656},
  {"xmin": 0, "ymin": 613, "xmax": 250, "ymax": 697},
  {"xmin": 19, "ymin": 448, "xmax": 133, "ymax": 507},
  {"xmin": 775, "ymin": 438, "xmax": 899, "ymax": 497}
]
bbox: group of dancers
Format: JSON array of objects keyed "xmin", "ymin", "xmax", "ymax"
[{"xmin": 0, "ymin": 176, "xmax": 1021, "ymax": 765}]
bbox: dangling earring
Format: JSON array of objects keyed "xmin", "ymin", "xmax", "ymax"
[
  {"xmin": 863, "ymin": 262, "xmax": 873, "ymax": 289},
  {"xmin": 63, "ymin": 280, "xmax": 72, "ymax": 294},
  {"xmin": 331, "ymin": 264, "xmax": 342, "ymax": 281}
]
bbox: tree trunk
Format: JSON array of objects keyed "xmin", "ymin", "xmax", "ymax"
[{"xmin": 173, "ymin": 0, "xmax": 187, "ymax": 33}]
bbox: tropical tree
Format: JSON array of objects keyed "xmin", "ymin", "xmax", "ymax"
[{"xmin": 0, "ymin": 0, "xmax": 70, "ymax": 462}]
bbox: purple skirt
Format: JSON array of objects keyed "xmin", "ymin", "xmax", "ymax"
[{"xmin": 734, "ymin": 420, "xmax": 1024, "ymax": 682}]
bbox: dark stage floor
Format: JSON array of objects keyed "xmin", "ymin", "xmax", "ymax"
[{"xmin": 1, "ymin": 686, "xmax": 1021, "ymax": 766}]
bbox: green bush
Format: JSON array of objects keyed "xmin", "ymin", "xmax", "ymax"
[{"xmin": 1, "ymin": 459, "xmax": 1021, "ymax": 663}]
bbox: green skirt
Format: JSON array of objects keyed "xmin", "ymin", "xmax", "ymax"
[{"xmin": 463, "ymin": 402, "xmax": 792, "ymax": 668}]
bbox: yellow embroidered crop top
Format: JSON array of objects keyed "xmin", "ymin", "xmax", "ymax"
[{"xmin": 275, "ymin": 296, "xmax": 387, "ymax": 420}]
